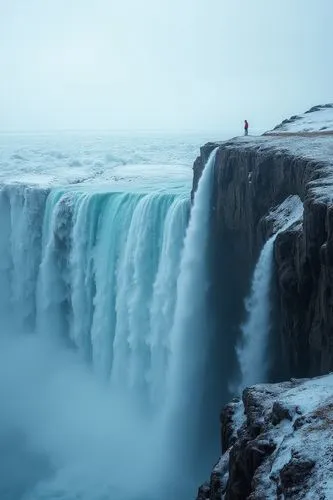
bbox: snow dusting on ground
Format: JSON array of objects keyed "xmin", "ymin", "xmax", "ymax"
[
  {"xmin": 267, "ymin": 104, "xmax": 333, "ymax": 133},
  {"xmin": 263, "ymin": 374, "xmax": 333, "ymax": 499}
]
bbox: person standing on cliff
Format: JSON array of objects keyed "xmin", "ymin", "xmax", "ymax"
[{"xmin": 244, "ymin": 120, "xmax": 249, "ymax": 136}]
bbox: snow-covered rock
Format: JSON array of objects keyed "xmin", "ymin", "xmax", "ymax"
[
  {"xmin": 266, "ymin": 104, "xmax": 333, "ymax": 134},
  {"xmin": 196, "ymin": 374, "xmax": 333, "ymax": 499}
]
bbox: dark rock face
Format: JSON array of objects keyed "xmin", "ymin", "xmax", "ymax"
[
  {"xmin": 197, "ymin": 482, "xmax": 210, "ymax": 500},
  {"xmin": 221, "ymin": 399, "xmax": 241, "ymax": 453},
  {"xmin": 192, "ymin": 130, "xmax": 333, "ymax": 500},
  {"xmin": 196, "ymin": 450, "xmax": 232, "ymax": 500},
  {"xmin": 192, "ymin": 136, "xmax": 333, "ymax": 378},
  {"xmin": 279, "ymin": 456, "xmax": 315, "ymax": 497},
  {"xmin": 275, "ymin": 199, "xmax": 333, "ymax": 376},
  {"xmin": 271, "ymin": 401, "xmax": 293, "ymax": 425}
]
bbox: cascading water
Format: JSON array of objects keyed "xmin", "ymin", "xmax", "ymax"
[
  {"xmin": 0, "ymin": 137, "xmax": 218, "ymax": 500},
  {"xmin": 235, "ymin": 195, "xmax": 303, "ymax": 393},
  {"xmin": 162, "ymin": 147, "xmax": 218, "ymax": 482},
  {"xmin": 0, "ymin": 185, "xmax": 49, "ymax": 334}
]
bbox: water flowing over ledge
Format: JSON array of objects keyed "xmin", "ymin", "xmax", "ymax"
[
  {"xmin": 0, "ymin": 146, "xmax": 221, "ymax": 500},
  {"xmin": 235, "ymin": 195, "xmax": 303, "ymax": 393}
]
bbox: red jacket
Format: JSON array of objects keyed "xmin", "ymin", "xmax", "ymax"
[{"xmin": 244, "ymin": 120, "xmax": 249, "ymax": 129}]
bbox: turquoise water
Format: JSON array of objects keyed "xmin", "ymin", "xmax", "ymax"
[{"xmin": 0, "ymin": 133, "xmax": 219, "ymax": 499}]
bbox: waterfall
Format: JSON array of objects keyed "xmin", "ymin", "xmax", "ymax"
[
  {"xmin": 235, "ymin": 196, "xmax": 303, "ymax": 393},
  {"xmin": 0, "ymin": 185, "xmax": 49, "ymax": 333},
  {"xmin": 0, "ymin": 141, "xmax": 219, "ymax": 499},
  {"xmin": 34, "ymin": 188, "xmax": 191, "ymax": 394},
  {"xmin": 0, "ymin": 179, "xmax": 214, "ymax": 499},
  {"xmin": 235, "ymin": 235, "xmax": 277, "ymax": 391},
  {"xmin": 161, "ymin": 147, "xmax": 218, "ymax": 481},
  {"xmin": 148, "ymin": 196, "xmax": 190, "ymax": 407}
]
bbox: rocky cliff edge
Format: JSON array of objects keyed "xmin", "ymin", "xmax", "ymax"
[
  {"xmin": 193, "ymin": 122, "xmax": 333, "ymax": 377},
  {"xmin": 197, "ymin": 374, "xmax": 333, "ymax": 499}
]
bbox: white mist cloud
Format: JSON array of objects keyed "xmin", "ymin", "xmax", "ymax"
[
  {"xmin": 1, "ymin": 0, "xmax": 333, "ymax": 132},
  {"xmin": 0, "ymin": 333, "xmax": 165, "ymax": 500}
]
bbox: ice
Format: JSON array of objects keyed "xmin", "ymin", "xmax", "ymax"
[{"xmin": 0, "ymin": 131, "xmax": 219, "ymax": 192}]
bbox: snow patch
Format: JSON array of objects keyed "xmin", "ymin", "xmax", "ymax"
[
  {"xmin": 266, "ymin": 194, "xmax": 303, "ymax": 232},
  {"xmin": 269, "ymin": 104, "xmax": 333, "ymax": 133},
  {"xmin": 251, "ymin": 374, "xmax": 333, "ymax": 498}
]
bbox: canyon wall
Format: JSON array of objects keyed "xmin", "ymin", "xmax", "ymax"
[
  {"xmin": 193, "ymin": 136, "xmax": 333, "ymax": 379},
  {"xmin": 193, "ymin": 132, "xmax": 333, "ymax": 499}
]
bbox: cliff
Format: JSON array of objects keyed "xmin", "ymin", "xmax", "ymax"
[
  {"xmin": 193, "ymin": 105, "xmax": 333, "ymax": 498},
  {"xmin": 193, "ymin": 133, "xmax": 333, "ymax": 378}
]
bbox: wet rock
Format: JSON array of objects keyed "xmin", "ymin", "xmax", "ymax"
[
  {"xmin": 221, "ymin": 398, "xmax": 242, "ymax": 452},
  {"xmin": 279, "ymin": 456, "xmax": 315, "ymax": 497},
  {"xmin": 196, "ymin": 482, "xmax": 210, "ymax": 499},
  {"xmin": 271, "ymin": 401, "xmax": 293, "ymax": 425}
]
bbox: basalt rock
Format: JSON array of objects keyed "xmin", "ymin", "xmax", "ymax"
[{"xmin": 192, "ymin": 135, "xmax": 333, "ymax": 378}]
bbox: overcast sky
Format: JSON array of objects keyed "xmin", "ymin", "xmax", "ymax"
[{"xmin": 1, "ymin": 0, "xmax": 333, "ymax": 133}]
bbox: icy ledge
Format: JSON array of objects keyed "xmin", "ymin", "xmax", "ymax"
[{"xmin": 196, "ymin": 374, "xmax": 333, "ymax": 499}]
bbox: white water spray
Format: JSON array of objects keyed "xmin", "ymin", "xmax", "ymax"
[
  {"xmin": 0, "ymin": 182, "xmax": 203, "ymax": 499},
  {"xmin": 236, "ymin": 196, "xmax": 303, "ymax": 392},
  {"xmin": 162, "ymin": 148, "xmax": 218, "ymax": 477},
  {"xmin": 0, "ymin": 135, "xmax": 223, "ymax": 500}
]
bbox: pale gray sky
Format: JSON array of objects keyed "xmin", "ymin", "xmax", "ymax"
[{"xmin": 1, "ymin": 0, "xmax": 333, "ymax": 132}]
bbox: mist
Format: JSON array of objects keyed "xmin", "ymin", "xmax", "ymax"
[
  {"xmin": 0, "ymin": 331, "xmax": 167, "ymax": 500},
  {"xmin": 1, "ymin": 0, "xmax": 333, "ymax": 133}
]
